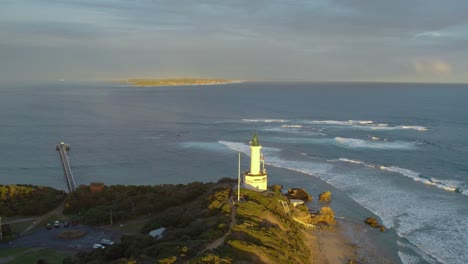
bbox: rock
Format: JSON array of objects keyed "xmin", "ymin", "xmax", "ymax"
[
  {"xmin": 310, "ymin": 206, "xmax": 336, "ymax": 226},
  {"xmin": 285, "ymin": 188, "xmax": 312, "ymax": 202},
  {"xmin": 269, "ymin": 185, "xmax": 283, "ymax": 193},
  {"xmin": 364, "ymin": 217, "xmax": 380, "ymax": 228},
  {"xmin": 364, "ymin": 217, "xmax": 385, "ymax": 232},
  {"xmin": 318, "ymin": 191, "xmax": 332, "ymax": 202}
]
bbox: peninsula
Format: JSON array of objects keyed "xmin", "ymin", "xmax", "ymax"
[{"xmin": 122, "ymin": 78, "xmax": 241, "ymax": 87}]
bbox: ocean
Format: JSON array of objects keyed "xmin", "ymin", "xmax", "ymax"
[{"xmin": 1, "ymin": 81, "xmax": 467, "ymax": 263}]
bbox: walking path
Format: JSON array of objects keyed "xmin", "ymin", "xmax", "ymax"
[{"xmin": 203, "ymin": 197, "xmax": 237, "ymax": 252}]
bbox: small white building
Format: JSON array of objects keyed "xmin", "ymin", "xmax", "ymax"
[
  {"xmin": 289, "ymin": 199, "xmax": 305, "ymax": 207},
  {"xmin": 243, "ymin": 133, "xmax": 268, "ymax": 192},
  {"xmin": 148, "ymin": 227, "xmax": 166, "ymax": 240}
]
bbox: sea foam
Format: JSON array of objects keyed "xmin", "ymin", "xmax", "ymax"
[
  {"xmin": 302, "ymin": 119, "xmax": 428, "ymax": 131},
  {"xmin": 334, "ymin": 137, "xmax": 417, "ymax": 150},
  {"xmin": 241, "ymin": 118, "xmax": 288, "ymax": 123},
  {"xmin": 338, "ymin": 158, "xmax": 465, "ymax": 194}
]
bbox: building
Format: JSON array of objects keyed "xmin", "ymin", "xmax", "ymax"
[
  {"xmin": 243, "ymin": 133, "xmax": 268, "ymax": 191},
  {"xmin": 90, "ymin": 182, "xmax": 105, "ymax": 193},
  {"xmin": 148, "ymin": 227, "xmax": 166, "ymax": 240},
  {"xmin": 289, "ymin": 199, "xmax": 305, "ymax": 207}
]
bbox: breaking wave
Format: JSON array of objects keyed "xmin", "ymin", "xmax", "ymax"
[
  {"xmin": 236, "ymin": 119, "xmax": 427, "ymax": 131},
  {"xmin": 302, "ymin": 120, "xmax": 428, "ymax": 131},
  {"xmin": 338, "ymin": 158, "xmax": 465, "ymax": 194},
  {"xmin": 334, "ymin": 137, "xmax": 417, "ymax": 150},
  {"xmin": 281, "ymin": 124, "xmax": 302, "ymax": 128},
  {"xmin": 241, "ymin": 118, "xmax": 288, "ymax": 123}
]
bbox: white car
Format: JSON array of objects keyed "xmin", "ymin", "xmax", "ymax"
[
  {"xmin": 100, "ymin": 239, "xmax": 115, "ymax": 246},
  {"xmin": 93, "ymin": 243, "xmax": 105, "ymax": 249},
  {"xmin": 54, "ymin": 221, "xmax": 60, "ymax": 228}
]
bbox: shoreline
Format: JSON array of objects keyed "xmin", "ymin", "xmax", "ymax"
[
  {"xmin": 306, "ymin": 218, "xmax": 400, "ymax": 264},
  {"xmin": 268, "ymin": 165, "xmax": 404, "ymax": 264}
]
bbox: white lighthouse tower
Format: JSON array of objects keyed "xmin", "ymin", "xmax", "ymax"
[{"xmin": 243, "ymin": 133, "xmax": 268, "ymax": 191}]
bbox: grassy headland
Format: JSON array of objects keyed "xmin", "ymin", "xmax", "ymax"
[
  {"xmin": 123, "ymin": 78, "xmax": 241, "ymax": 87},
  {"xmin": 1, "ymin": 181, "xmax": 368, "ymax": 264}
]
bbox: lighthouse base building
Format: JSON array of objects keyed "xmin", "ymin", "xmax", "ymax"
[{"xmin": 243, "ymin": 133, "xmax": 268, "ymax": 192}]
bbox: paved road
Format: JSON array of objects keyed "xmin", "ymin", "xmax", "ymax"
[{"xmin": 0, "ymin": 224, "xmax": 120, "ymax": 252}]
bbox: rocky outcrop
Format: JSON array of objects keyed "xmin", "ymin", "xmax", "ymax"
[
  {"xmin": 269, "ymin": 185, "xmax": 283, "ymax": 193},
  {"xmin": 364, "ymin": 217, "xmax": 385, "ymax": 232},
  {"xmin": 318, "ymin": 191, "xmax": 332, "ymax": 202},
  {"xmin": 285, "ymin": 188, "xmax": 312, "ymax": 202},
  {"xmin": 310, "ymin": 206, "xmax": 336, "ymax": 226}
]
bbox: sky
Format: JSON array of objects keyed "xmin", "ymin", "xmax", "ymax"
[{"xmin": 1, "ymin": 0, "xmax": 468, "ymax": 83}]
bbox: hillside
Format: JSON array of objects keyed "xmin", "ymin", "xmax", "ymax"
[{"xmin": 67, "ymin": 182, "xmax": 318, "ymax": 263}]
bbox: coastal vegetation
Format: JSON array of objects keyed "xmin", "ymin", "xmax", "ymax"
[
  {"xmin": 66, "ymin": 183, "xmax": 316, "ymax": 263},
  {"xmin": 57, "ymin": 229, "xmax": 86, "ymax": 239},
  {"xmin": 123, "ymin": 78, "xmax": 237, "ymax": 87},
  {"xmin": 1, "ymin": 181, "xmax": 344, "ymax": 263},
  {"xmin": 200, "ymin": 189, "xmax": 312, "ymax": 264},
  {"xmin": 70, "ymin": 182, "xmax": 233, "ymax": 263},
  {"xmin": 0, "ymin": 184, "xmax": 66, "ymax": 216},
  {"xmin": 63, "ymin": 182, "xmax": 208, "ymax": 225}
]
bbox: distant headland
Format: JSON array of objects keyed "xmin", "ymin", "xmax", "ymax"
[{"xmin": 122, "ymin": 78, "xmax": 243, "ymax": 87}]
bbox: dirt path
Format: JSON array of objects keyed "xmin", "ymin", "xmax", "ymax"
[
  {"xmin": 4, "ymin": 217, "xmax": 38, "ymax": 225},
  {"xmin": 20, "ymin": 202, "xmax": 65, "ymax": 235},
  {"xmin": 203, "ymin": 197, "xmax": 237, "ymax": 252}
]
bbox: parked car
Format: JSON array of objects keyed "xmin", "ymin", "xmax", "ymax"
[
  {"xmin": 93, "ymin": 243, "xmax": 105, "ymax": 249},
  {"xmin": 100, "ymin": 239, "xmax": 115, "ymax": 246},
  {"xmin": 54, "ymin": 220, "xmax": 60, "ymax": 228},
  {"xmin": 71, "ymin": 220, "xmax": 78, "ymax": 226},
  {"xmin": 64, "ymin": 221, "xmax": 70, "ymax": 227},
  {"xmin": 46, "ymin": 223, "xmax": 52, "ymax": 230}
]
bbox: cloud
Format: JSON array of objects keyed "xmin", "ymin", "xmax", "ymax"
[
  {"xmin": 414, "ymin": 31, "xmax": 442, "ymax": 38},
  {"xmin": 413, "ymin": 60, "xmax": 452, "ymax": 74},
  {"xmin": 1, "ymin": 0, "xmax": 468, "ymax": 82}
]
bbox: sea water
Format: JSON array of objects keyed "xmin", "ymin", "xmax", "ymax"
[{"xmin": 1, "ymin": 81, "xmax": 467, "ymax": 263}]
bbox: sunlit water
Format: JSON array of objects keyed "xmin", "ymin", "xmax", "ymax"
[{"xmin": 1, "ymin": 81, "xmax": 467, "ymax": 264}]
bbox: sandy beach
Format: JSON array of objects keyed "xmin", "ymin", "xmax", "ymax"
[{"xmin": 305, "ymin": 219, "xmax": 400, "ymax": 264}]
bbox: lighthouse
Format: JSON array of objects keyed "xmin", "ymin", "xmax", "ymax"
[{"xmin": 243, "ymin": 133, "xmax": 268, "ymax": 191}]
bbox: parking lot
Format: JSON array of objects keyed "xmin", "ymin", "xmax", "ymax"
[{"xmin": 0, "ymin": 223, "xmax": 120, "ymax": 252}]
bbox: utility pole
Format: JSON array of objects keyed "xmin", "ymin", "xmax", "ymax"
[
  {"xmin": 110, "ymin": 209, "xmax": 113, "ymax": 225},
  {"xmin": 0, "ymin": 216, "xmax": 3, "ymax": 240},
  {"xmin": 238, "ymin": 152, "xmax": 241, "ymax": 202}
]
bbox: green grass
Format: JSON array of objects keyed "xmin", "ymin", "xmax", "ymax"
[
  {"xmin": 222, "ymin": 190, "xmax": 311, "ymax": 264},
  {"xmin": 9, "ymin": 220, "xmax": 36, "ymax": 234},
  {"xmin": 0, "ymin": 248, "xmax": 27, "ymax": 258},
  {"xmin": 6, "ymin": 248, "xmax": 70, "ymax": 264},
  {"xmin": 24, "ymin": 213, "xmax": 66, "ymax": 235},
  {"xmin": 102, "ymin": 215, "xmax": 158, "ymax": 234},
  {"xmin": 57, "ymin": 229, "xmax": 86, "ymax": 239}
]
